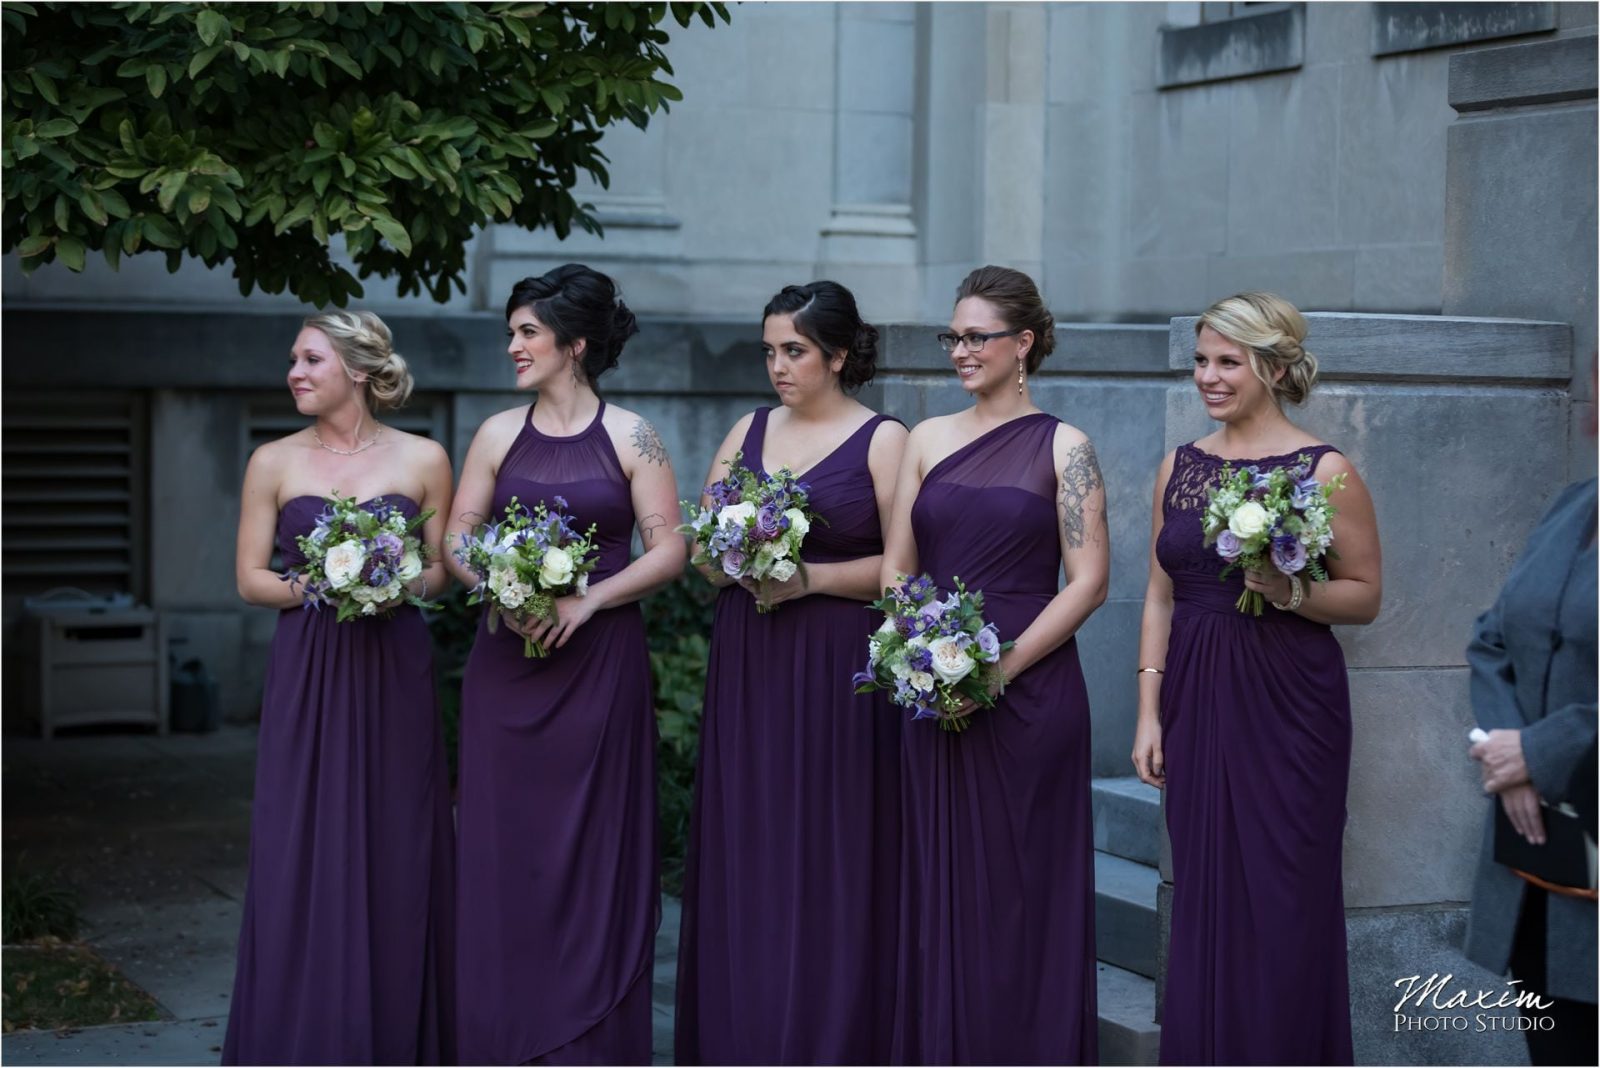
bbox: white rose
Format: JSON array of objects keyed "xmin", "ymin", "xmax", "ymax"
[
  {"xmin": 770, "ymin": 558, "xmax": 797, "ymax": 582},
  {"xmin": 909, "ymin": 670, "xmax": 935, "ymax": 693},
  {"xmin": 1228, "ymin": 501, "xmax": 1270, "ymax": 539},
  {"xmin": 718, "ymin": 502, "xmax": 756, "ymax": 528},
  {"xmin": 927, "ymin": 636, "xmax": 977, "ymax": 685},
  {"xmin": 489, "ymin": 568, "xmax": 526, "ymax": 609},
  {"xmin": 784, "ymin": 508, "xmax": 810, "ymax": 538},
  {"xmin": 876, "ymin": 618, "xmax": 897, "ymax": 637},
  {"xmin": 576, "ymin": 573, "xmax": 589, "ymax": 596},
  {"xmin": 539, "ymin": 546, "xmax": 575, "ymax": 587},
  {"xmin": 324, "ymin": 540, "xmax": 367, "ymax": 590},
  {"xmin": 397, "ymin": 550, "xmax": 423, "ymax": 582},
  {"xmin": 770, "ymin": 540, "xmax": 790, "ymax": 561},
  {"xmin": 350, "ymin": 583, "xmax": 378, "ymax": 603}
]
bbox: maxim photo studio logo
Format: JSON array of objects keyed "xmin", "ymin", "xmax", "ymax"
[{"xmin": 1392, "ymin": 974, "xmax": 1555, "ymax": 1033}]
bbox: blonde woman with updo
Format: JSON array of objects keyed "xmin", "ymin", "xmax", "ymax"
[
  {"xmin": 1133, "ymin": 293, "xmax": 1381, "ymax": 1065},
  {"xmin": 227, "ymin": 312, "xmax": 455, "ymax": 1064}
]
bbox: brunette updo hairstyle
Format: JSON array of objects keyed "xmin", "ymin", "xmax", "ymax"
[
  {"xmin": 302, "ymin": 310, "xmax": 413, "ymax": 410},
  {"xmin": 1197, "ymin": 291, "xmax": 1319, "ymax": 406},
  {"xmin": 505, "ymin": 264, "xmax": 640, "ymax": 391},
  {"xmin": 761, "ymin": 281, "xmax": 880, "ymax": 393},
  {"xmin": 954, "ymin": 265, "xmax": 1056, "ymax": 373}
]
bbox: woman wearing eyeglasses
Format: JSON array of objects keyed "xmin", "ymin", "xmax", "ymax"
[
  {"xmin": 879, "ymin": 265, "xmax": 1109, "ymax": 1064},
  {"xmin": 675, "ymin": 281, "xmax": 908, "ymax": 1065}
]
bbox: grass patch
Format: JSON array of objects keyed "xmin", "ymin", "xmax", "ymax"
[
  {"xmin": 2, "ymin": 869, "xmax": 80, "ymax": 944},
  {"xmin": 2, "ymin": 939, "xmax": 163, "ymax": 1033}
]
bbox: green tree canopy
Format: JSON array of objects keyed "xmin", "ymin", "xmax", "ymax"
[{"xmin": 1, "ymin": 1, "xmax": 727, "ymax": 306}]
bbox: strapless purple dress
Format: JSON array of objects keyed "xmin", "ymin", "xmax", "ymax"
[
  {"xmin": 1156, "ymin": 443, "xmax": 1353, "ymax": 1065},
  {"xmin": 225, "ymin": 495, "xmax": 455, "ymax": 1066},
  {"xmin": 675, "ymin": 408, "xmax": 902, "ymax": 1065},
  {"xmin": 455, "ymin": 403, "xmax": 659, "ymax": 1066},
  {"xmin": 894, "ymin": 413, "xmax": 1099, "ymax": 1065}
]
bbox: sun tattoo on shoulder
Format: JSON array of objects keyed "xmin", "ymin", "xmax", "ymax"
[{"xmin": 631, "ymin": 417, "xmax": 668, "ymax": 466}]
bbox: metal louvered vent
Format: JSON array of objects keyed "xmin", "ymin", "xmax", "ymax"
[{"xmin": 3, "ymin": 391, "xmax": 147, "ymax": 598}]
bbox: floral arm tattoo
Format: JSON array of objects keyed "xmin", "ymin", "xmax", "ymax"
[
  {"xmin": 631, "ymin": 417, "xmax": 668, "ymax": 466},
  {"xmin": 638, "ymin": 512, "xmax": 669, "ymax": 546},
  {"xmin": 1058, "ymin": 440, "xmax": 1106, "ymax": 550}
]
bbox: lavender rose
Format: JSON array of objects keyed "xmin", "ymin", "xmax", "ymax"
[
  {"xmin": 1215, "ymin": 530, "xmax": 1245, "ymax": 561},
  {"xmin": 721, "ymin": 549, "xmax": 746, "ymax": 578},
  {"xmin": 755, "ymin": 503, "xmax": 782, "ymax": 539},
  {"xmin": 975, "ymin": 623, "xmax": 1002, "ymax": 663},
  {"xmin": 1271, "ymin": 535, "xmax": 1308, "ymax": 574}
]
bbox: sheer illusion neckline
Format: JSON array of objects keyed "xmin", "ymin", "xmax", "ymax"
[
  {"xmin": 1182, "ymin": 440, "xmax": 1332, "ymax": 465},
  {"xmin": 924, "ymin": 410, "xmax": 1055, "ymax": 482},
  {"xmin": 282, "ymin": 493, "xmax": 419, "ymax": 510},
  {"xmin": 526, "ymin": 400, "xmax": 606, "ymax": 442},
  {"xmin": 754, "ymin": 408, "xmax": 880, "ymax": 480}
]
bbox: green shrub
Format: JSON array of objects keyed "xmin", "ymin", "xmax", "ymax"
[{"xmin": 2, "ymin": 867, "xmax": 80, "ymax": 944}]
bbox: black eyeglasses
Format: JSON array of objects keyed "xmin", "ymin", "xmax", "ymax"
[{"xmin": 936, "ymin": 329, "xmax": 1021, "ymax": 354}]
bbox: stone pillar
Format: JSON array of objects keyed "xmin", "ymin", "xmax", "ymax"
[
  {"xmin": 976, "ymin": 3, "xmax": 1047, "ymax": 282},
  {"xmin": 817, "ymin": 2, "xmax": 920, "ymax": 320},
  {"xmin": 1443, "ymin": 32, "xmax": 1598, "ymax": 478}
]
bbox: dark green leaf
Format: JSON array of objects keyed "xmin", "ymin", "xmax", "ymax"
[
  {"xmin": 56, "ymin": 235, "xmax": 86, "ymax": 271},
  {"xmin": 370, "ymin": 213, "xmax": 412, "ymax": 255},
  {"xmin": 141, "ymin": 214, "xmax": 182, "ymax": 248},
  {"xmin": 189, "ymin": 44, "xmax": 225, "ymax": 78},
  {"xmin": 146, "ymin": 64, "xmax": 166, "ymax": 98},
  {"xmin": 196, "ymin": 9, "xmax": 229, "ymax": 46},
  {"xmin": 15, "ymin": 234, "xmax": 52, "ymax": 258},
  {"xmin": 34, "ymin": 118, "xmax": 78, "ymax": 139}
]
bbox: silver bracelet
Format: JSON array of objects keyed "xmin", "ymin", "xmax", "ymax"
[
  {"xmin": 1136, "ymin": 667, "xmax": 1164, "ymax": 676},
  {"xmin": 1271, "ymin": 573, "xmax": 1303, "ymax": 612}
]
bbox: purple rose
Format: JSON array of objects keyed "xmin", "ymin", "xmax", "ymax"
[
  {"xmin": 975, "ymin": 623, "xmax": 1002, "ymax": 663},
  {"xmin": 374, "ymin": 532, "xmax": 404, "ymax": 557},
  {"xmin": 1215, "ymin": 530, "xmax": 1244, "ymax": 561},
  {"xmin": 755, "ymin": 504, "xmax": 781, "ymax": 539},
  {"xmin": 908, "ymin": 645, "xmax": 934, "ymax": 672},
  {"xmin": 1271, "ymin": 536, "xmax": 1307, "ymax": 574},
  {"xmin": 721, "ymin": 550, "xmax": 746, "ymax": 578}
]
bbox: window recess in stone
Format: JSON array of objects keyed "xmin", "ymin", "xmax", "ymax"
[
  {"xmin": 1372, "ymin": 2, "xmax": 1557, "ymax": 58},
  {"xmin": 1158, "ymin": 2, "xmax": 1304, "ymax": 90},
  {"xmin": 2, "ymin": 390, "xmax": 148, "ymax": 599}
]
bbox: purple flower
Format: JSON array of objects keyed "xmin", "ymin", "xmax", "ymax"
[
  {"xmin": 1271, "ymin": 535, "xmax": 1307, "ymax": 574},
  {"xmin": 1215, "ymin": 530, "xmax": 1245, "ymax": 561},
  {"xmin": 908, "ymin": 645, "xmax": 934, "ymax": 672},
  {"xmin": 374, "ymin": 532, "xmax": 403, "ymax": 557},
  {"xmin": 755, "ymin": 504, "xmax": 781, "ymax": 539},
  {"xmin": 852, "ymin": 669, "xmax": 877, "ymax": 689},
  {"xmin": 975, "ymin": 624, "xmax": 1002, "ymax": 663},
  {"xmin": 1291, "ymin": 478, "xmax": 1321, "ymax": 510},
  {"xmin": 721, "ymin": 549, "xmax": 746, "ymax": 578}
]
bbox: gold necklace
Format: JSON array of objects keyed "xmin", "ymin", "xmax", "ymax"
[{"xmin": 312, "ymin": 425, "xmax": 383, "ymax": 456}]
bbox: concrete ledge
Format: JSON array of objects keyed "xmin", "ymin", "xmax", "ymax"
[
  {"xmin": 1448, "ymin": 32, "xmax": 1598, "ymax": 112},
  {"xmin": 879, "ymin": 322, "xmax": 1171, "ymax": 374},
  {"xmin": 1168, "ymin": 312, "xmax": 1572, "ymax": 383},
  {"xmin": 1158, "ymin": 3, "xmax": 1303, "ymax": 90},
  {"xmin": 1374, "ymin": 2, "xmax": 1556, "ymax": 58}
]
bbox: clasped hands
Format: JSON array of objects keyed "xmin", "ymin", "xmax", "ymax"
[
  {"xmin": 1470, "ymin": 728, "xmax": 1545, "ymax": 846},
  {"xmin": 499, "ymin": 593, "xmax": 602, "ymax": 652}
]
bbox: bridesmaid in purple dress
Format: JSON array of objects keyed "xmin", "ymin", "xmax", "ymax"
[
  {"xmin": 1133, "ymin": 292, "xmax": 1382, "ymax": 1065},
  {"xmin": 674, "ymin": 281, "xmax": 908, "ymax": 1065},
  {"xmin": 445, "ymin": 265, "xmax": 686, "ymax": 1066},
  {"xmin": 880, "ymin": 266, "xmax": 1110, "ymax": 1064},
  {"xmin": 228, "ymin": 311, "xmax": 456, "ymax": 1065}
]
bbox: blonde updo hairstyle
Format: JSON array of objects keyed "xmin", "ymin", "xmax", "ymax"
[
  {"xmin": 301, "ymin": 310, "xmax": 414, "ymax": 411},
  {"xmin": 1196, "ymin": 292, "xmax": 1318, "ymax": 406}
]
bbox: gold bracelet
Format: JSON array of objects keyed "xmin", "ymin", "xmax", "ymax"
[
  {"xmin": 1136, "ymin": 667, "xmax": 1164, "ymax": 676},
  {"xmin": 1271, "ymin": 574, "xmax": 1304, "ymax": 612}
]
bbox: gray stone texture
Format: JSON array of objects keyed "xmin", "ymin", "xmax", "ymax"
[
  {"xmin": 1373, "ymin": 2, "xmax": 1557, "ymax": 57},
  {"xmin": 1157, "ymin": 3, "xmax": 1306, "ymax": 89},
  {"xmin": 1448, "ymin": 29, "xmax": 1598, "ymax": 109}
]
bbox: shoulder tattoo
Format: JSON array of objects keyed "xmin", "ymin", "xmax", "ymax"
[
  {"xmin": 1058, "ymin": 439, "xmax": 1106, "ymax": 550},
  {"xmin": 631, "ymin": 417, "xmax": 668, "ymax": 466}
]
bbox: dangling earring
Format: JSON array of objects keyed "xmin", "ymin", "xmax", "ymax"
[{"xmin": 1017, "ymin": 359, "xmax": 1025, "ymax": 395}]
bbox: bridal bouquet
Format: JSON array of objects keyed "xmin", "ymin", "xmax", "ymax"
[
  {"xmin": 679, "ymin": 452, "xmax": 815, "ymax": 613},
  {"xmin": 454, "ymin": 495, "xmax": 600, "ymax": 657},
  {"xmin": 1202, "ymin": 454, "xmax": 1347, "ymax": 615},
  {"xmin": 283, "ymin": 494, "xmax": 437, "ymax": 621},
  {"xmin": 852, "ymin": 574, "xmax": 1013, "ymax": 732}
]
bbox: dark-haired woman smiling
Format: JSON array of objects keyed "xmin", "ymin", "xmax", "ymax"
[
  {"xmin": 446, "ymin": 265, "xmax": 686, "ymax": 1065},
  {"xmin": 675, "ymin": 281, "xmax": 907, "ymax": 1065}
]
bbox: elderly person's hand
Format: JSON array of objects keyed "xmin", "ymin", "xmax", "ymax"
[
  {"xmin": 1497, "ymin": 782, "xmax": 1548, "ymax": 845},
  {"xmin": 1470, "ymin": 728, "xmax": 1532, "ymax": 793}
]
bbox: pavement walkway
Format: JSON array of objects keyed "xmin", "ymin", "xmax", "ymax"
[{"xmin": 2, "ymin": 727, "xmax": 681, "ymax": 1065}]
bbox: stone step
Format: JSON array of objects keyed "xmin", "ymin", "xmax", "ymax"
[
  {"xmin": 1092, "ymin": 776, "xmax": 1163, "ymax": 868},
  {"xmin": 1097, "ymin": 961, "xmax": 1161, "ymax": 1067},
  {"xmin": 1094, "ymin": 849, "xmax": 1160, "ymax": 980}
]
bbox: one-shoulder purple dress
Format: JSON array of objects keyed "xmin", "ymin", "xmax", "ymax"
[
  {"xmin": 225, "ymin": 495, "xmax": 456, "ymax": 1066},
  {"xmin": 676, "ymin": 408, "xmax": 902, "ymax": 1065},
  {"xmin": 894, "ymin": 413, "xmax": 1099, "ymax": 1065},
  {"xmin": 455, "ymin": 403, "xmax": 658, "ymax": 1066},
  {"xmin": 1156, "ymin": 443, "xmax": 1353, "ymax": 1065}
]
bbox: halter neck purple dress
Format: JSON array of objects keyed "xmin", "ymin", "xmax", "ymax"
[
  {"xmin": 1155, "ymin": 442, "xmax": 1353, "ymax": 1065},
  {"xmin": 455, "ymin": 402, "xmax": 658, "ymax": 1066},
  {"xmin": 224, "ymin": 494, "xmax": 456, "ymax": 1066},
  {"xmin": 894, "ymin": 413, "xmax": 1099, "ymax": 1065},
  {"xmin": 675, "ymin": 407, "xmax": 902, "ymax": 1065}
]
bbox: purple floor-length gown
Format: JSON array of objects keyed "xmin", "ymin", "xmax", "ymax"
[
  {"xmin": 225, "ymin": 495, "xmax": 455, "ymax": 1066},
  {"xmin": 894, "ymin": 413, "xmax": 1099, "ymax": 1065},
  {"xmin": 456, "ymin": 402, "xmax": 658, "ymax": 1066},
  {"xmin": 676, "ymin": 408, "xmax": 902, "ymax": 1065},
  {"xmin": 1156, "ymin": 443, "xmax": 1353, "ymax": 1065}
]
